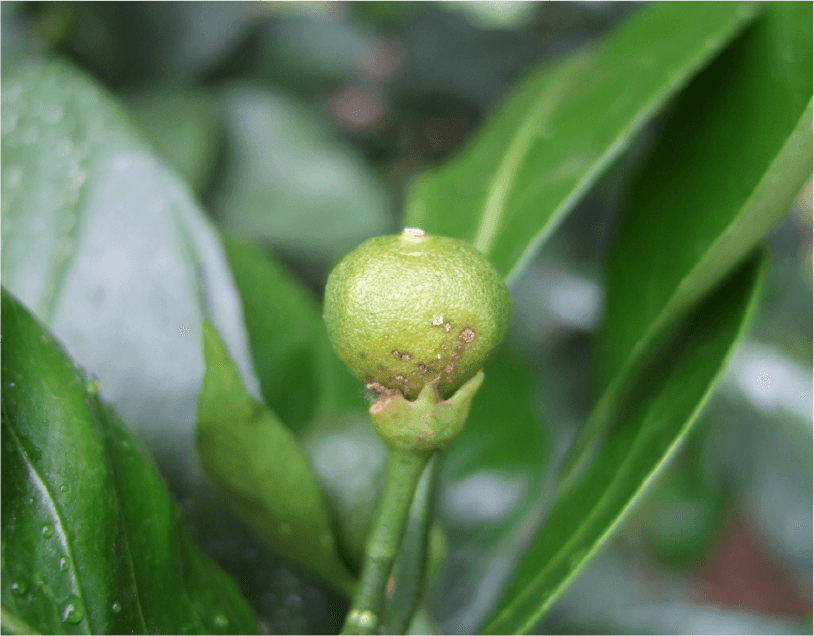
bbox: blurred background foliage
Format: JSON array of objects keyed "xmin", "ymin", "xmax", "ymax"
[{"xmin": 4, "ymin": 2, "xmax": 811, "ymax": 634}]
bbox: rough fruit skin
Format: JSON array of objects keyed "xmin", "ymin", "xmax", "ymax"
[{"xmin": 324, "ymin": 229, "xmax": 511, "ymax": 400}]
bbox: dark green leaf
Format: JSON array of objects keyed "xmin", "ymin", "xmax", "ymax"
[
  {"xmin": 195, "ymin": 321, "xmax": 356, "ymax": 598},
  {"xmin": 480, "ymin": 253, "xmax": 765, "ymax": 635},
  {"xmin": 1, "ymin": 288, "xmax": 258, "ymax": 635},
  {"xmin": 569, "ymin": 2, "xmax": 813, "ymax": 476},
  {"xmin": 1, "ymin": 58, "xmax": 258, "ymax": 485},
  {"xmin": 223, "ymin": 237, "xmax": 366, "ymax": 434},
  {"xmin": 212, "ymin": 85, "xmax": 391, "ymax": 260},
  {"xmin": 403, "ymin": 2, "xmax": 758, "ymax": 281}
]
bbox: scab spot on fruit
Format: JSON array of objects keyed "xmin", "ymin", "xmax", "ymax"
[
  {"xmin": 401, "ymin": 353, "xmax": 411, "ymax": 361},
  {"xmin": 444, "ymin": 322, "xmax": 452, "ymax": 332},
  {"xmin": 431, "ymin": 315, "xmax": 445, "ymax": 326},
  {"xmin": 392, "ymin": 350, "xmax": 399, "ymax": 357},
  {"xmin": 443, "ymin": 364, "xmax": 454, "ymax": 375},
  {"xmin": 459, "ymin": 327, "xmax": 476, "ymax": 343}
]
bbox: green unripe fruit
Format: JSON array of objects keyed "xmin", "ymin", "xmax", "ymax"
[{"xmin": 324, "ymin": 228, "xmax": 511, "ymax": 401}]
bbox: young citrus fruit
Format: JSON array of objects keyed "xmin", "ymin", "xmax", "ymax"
[{"xmin": 324, "ymin": 228, "xmax": 511, "ymax": 400}]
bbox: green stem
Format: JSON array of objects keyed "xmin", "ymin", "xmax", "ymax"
[{"xmin": 341, "ymin": 447, "xmax": 431, "ymax": 635}]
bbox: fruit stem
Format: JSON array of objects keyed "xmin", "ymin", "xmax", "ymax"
[{"xmin": 340, "ymin": 447, "xmax": 431, "ymax": 635}]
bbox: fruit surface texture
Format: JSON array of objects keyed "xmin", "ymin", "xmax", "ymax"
[{"xmin": 324, "ymin": 228, "xmax": 511, "ymax": 400}]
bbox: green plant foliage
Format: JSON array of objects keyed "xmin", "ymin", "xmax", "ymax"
[
  {"xmin": 1, "ymin": 289, "xmax": 259, "ymax": 635},
  {"xmin": 404, "ymin": 2, "xmax": 759, "ymax": 282},
  {"xmin": 570, "ymin": 1, "xmax": 813, "ymax": 478},
  {"xmin": 223, "ymin": 236, "xmax": 365, "ymax": 429},
  {"xmin": 0, "ymin": 58, "xmax": 258, "ymax": 484},
  {"xmin": 212, "ymin": 85, "xmax": 391, "ymax": 259},
  {"xmin": 481, "ymin": 253, "xmax": 765, "ymax": 635},
  {"xmin": 126, "ymin": 87, "xmax": 221, "ymax": 195},
  {"xmin": 196, "ymin": 322, "xmax": 357, "ymax": 599}
]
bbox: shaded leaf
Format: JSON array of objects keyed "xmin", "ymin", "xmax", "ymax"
[
  {"xmin": 1, "ymin": 57, "xmax": 258, "ymax": 486},
  {"xmin": 404, "ymin": 2, "xmax": 758, "ymax": 282},
  {"xmin": 126, "ymin": 87, "xmax": 221, "ymax": 195},
  {"xmin": 212, "ymin": 85, "xmax": 391, "ymax": 260},
  {"xmin": 570, "ymin": 2, "xmax": 813, "ymax": 477},
  {"xmin": 223, "ymin": 237, "xmax": 366, "ymax": 434},
  {"xmin": 481, "ymin": 253, "xmax": 765, "ymax": 634},
  {"xmin": 1, "ymin": 288, "xmax": 258, "ymax": 635},
  {"xmin": 431, "ymin": 344, "xmax": 549, "ymax": 635},
  {"xmin": 196, "ymin": 322, "xmax": 356, "ymax": 598}
]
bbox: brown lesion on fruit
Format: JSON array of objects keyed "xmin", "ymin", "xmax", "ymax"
[
  {"xmin": 459, "ymin": 327, "xmax": 476, "ymax": 343},
  {"xmin": 367, "ymin": 381, "xmax": 402, "ymax": 413}
]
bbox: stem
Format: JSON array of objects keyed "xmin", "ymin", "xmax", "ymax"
[{"xmin": 341, "ymin": 448, "xmax": 431, "ymax": 635}]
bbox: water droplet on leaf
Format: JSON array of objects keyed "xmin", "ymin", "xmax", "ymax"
[
  {"xmin": 213, "ymin": 613, "xmax": 229, "ymax": 629},
  {"xmin": 59, "ymin": 556, "xmax": 70, "ymax": 572},
  {"xmin": 111, "ymin": 602, "xmax": 122, "ymax": 613},
  {"xmin": 10, "ymin": 580, "xmax": 29, "ymax": 595},
  {"xmin": 42, "ymin": 523, "xmax": 54, "ymax": 538},
  {"xmin": 59, "ymin": 484, "xmax": 69, "ymax": 494},
  {"xmin": 61, "ymin": 596, "xmax": 85, "ymax": 624}
]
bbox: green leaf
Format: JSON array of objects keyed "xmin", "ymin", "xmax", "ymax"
[
  {"xmin": 1, "ymin": 288, "xmax": 258, "ymax": 635},
  {"xmin": 480, "ymin": 252, "xmax": 765, "ymax": 635},
  {"xmin": 570, "ymin": 2, "xmax": 813, "ymax": 476},
  {"xmin": 223, "ymin": 236, "xmax": 366, "ymax": 433},
  {"xmin": 404, "ymin": 2, "xmax": 759, "ymax": 282},
  {"xmin": 126, "ymin": 87, "xmax": 221, "ymax": 195},
  {"xmin": 212, "ymin": 85, "xmax": 391, "ymax": 260},
  {"xmin": 195, "ymin": 321, "xmax": 357, "ymax": 598},
  {"xmin": 430, "ymin": 344, "xmax": 549, "ymax": 634},
  {"xmin": 1, "ymin": 57, "xmax": 258, "ymax": 485}
]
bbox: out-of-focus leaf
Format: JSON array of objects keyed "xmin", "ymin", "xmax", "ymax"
[
  {"xmin": 480, "ymin": 253, "xmax": 764, "ymax": 635},
  {"xmin": 1, "ymin": 289, "xmax": 258, "ymax": 635},
  {"xmin": 430, "ymin": 343, "xmax": 549, "ymax": 635},
  {"xmin": 572, "ymin": 2, "xmax": 813, "ymax": 477},
  {"xmin": 223, "ymin": 237, "xmax": 365, "ymax": 434},
  {"xmin": 1, "ymin": 58, "xmax": 258, "ymax": 486},
  {"xmin": 49, "ymin": 2, "xmax": 258, "ymax": 87},
  {"xmin": 540, "ymin": 548, "xmax": 810, "ymax": 635},
  {"xmin": 126, "ymin": 87, "xmax": 221, "ymax": 195},
  {"xmin": 212, "ymin": 85, "xmax": 391, "ymax": 260},
  {"xmin": 196, "ymin": 322, "xmax": 356, "ymax": 599},
  {"xmin": 404, "ymin": 2, "xmax": 758, "ymax": 282},
  {"xmin": 303, "ymin": 412, "xmax": 387, "ymax": 568}
]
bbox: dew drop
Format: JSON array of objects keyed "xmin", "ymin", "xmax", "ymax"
[
  {"xmin": 111, "ymin": 602, "xmax": 122, "ymax": 613},
  {"xmin": 42, "ymin": 523, "xmax": 54, "ymax": 538},
  {"xmin": 10, "ymin": 580, "xmax": 29, "ymax": 595},
  {"xmin": 59, "ymin": 484, "xmax": 70, "ymax": 494},
  {"xmin": 212, "ymin": 613, "xmax": 229, "ymax": 629},
  {"xmin": 59, "ymin": 556, "xmax": 71, "ymax": 572},
  {"xmin": 61, "ymin": 596, "xmax": 85, "ymax": 624},
  {"xmin": 8, "ymin": 382, "xmax": 15, "ymax": 388}
]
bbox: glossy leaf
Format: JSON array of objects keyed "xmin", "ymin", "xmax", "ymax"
[
  {"xmin": 195, "ymin": 322, "xmax": 357, "ymax": 598},
  {"xmin": 1, "ymin": 58, "xmax": 258, "ymax": 485},
  {"xmin": 223, "ymin": 237, "xmax": 366, "ymax": 433},
  {"xmin": 570, "ymin": 2, "xmax": 813, "ymax": 476},
  {"xmin": 481, "ymin": 253, "xmax": 765, "ymax": 635},
  {"xmin": 212, "ymin": 85, "xmax": 391, "ymax": 260},
  {"xmin": 1, "ymin": 288, "xmax": 258, "ymax": 635},
  {"xmin": 403, "ymin": 2, "xmax": 758, "ymax": 282}
]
